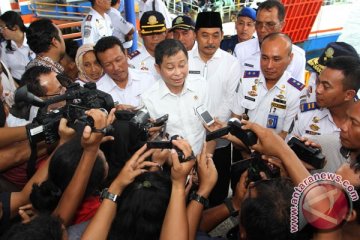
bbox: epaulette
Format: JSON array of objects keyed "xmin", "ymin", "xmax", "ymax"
[
  {"xmin": 128, "ymin": 50, "xmax": 140, "ymax": 60},
  {"xmin": 86, "ymin": 15, "xmax": 92, "ymax": 21},
  {"xmin": 300, "ymin": 102, "xmax": 318, "ymax": 112},
  {"xmin": 243, "ymin": 70, "xmax": 260, "ymax": 78},
  {"xmin": 288, "ymin": 78, "xmax": 305, "ymax": 91},
  {"xmin": 223, "ymin": 35, "xmax": 232, "ymax": 40}
]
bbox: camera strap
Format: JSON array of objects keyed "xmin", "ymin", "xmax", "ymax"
[{"xmin": 26, "ymin": 142, "xmax": 38, "ymax": 179}]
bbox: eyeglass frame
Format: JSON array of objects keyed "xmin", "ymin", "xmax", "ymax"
[
  {"xmin": 44, "ymin": 85, "xmax": 66, "ymax": 97},
  {"xmin": 255, "ymin": 20, "xmax": 283, "ymax": 30}
]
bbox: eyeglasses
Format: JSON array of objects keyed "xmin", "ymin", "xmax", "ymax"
[
  {"xmin": 44, "ymin": 86, "xmax": 66, "ymax": 97},
  {"xmin": 255, "ymin": 21, "xmax": 281, "ymax": 30}
]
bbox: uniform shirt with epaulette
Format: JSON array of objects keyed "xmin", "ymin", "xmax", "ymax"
[
  {"xmin": 128, "ymin": 46, "xmax": 160, "ymax": 80},
  {"xmin": 287, "ymin": 105, "xmax": 340, "ymax": 141},
  {"xmin": 231, "ymin": 70, "xmax": 303, "ymax": 133},
  {"xmin": 233, "ymin": 38, "xmax": 306, "ymax": 83},
  {"xmin": 220, "ymin": 35, "xmax": 239, "ymax": 55},
  {"xmin": 81, "ymin": 8, "xmax": 113, "ymax": 44}
]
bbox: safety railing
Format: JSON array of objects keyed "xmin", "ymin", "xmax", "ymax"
[
  {"xmin": 166, "ymin": 0, "xmax": 254, "ymax": 23},
  {"xmin": 57, "ymin": 21, "xmax": 82, "ymax": 39},
  {"xmin": 29, "ymin": 1, "xmax": 90, "ymax": 21}
]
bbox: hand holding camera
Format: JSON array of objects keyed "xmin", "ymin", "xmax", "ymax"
[
  {"xmin": 287, "ymin": 137, "xmax": 326, "ymax": 169},
  {"xmin": 170, "ymin": 139, "xmax": 197, "ymax": 187},
  {"xmin": 196, "ymin": 143, "xmax": 218, "ymax": 198},
  {"xmin": 205, "ymin": 118, "xmax": 258, "ymax": 150},
  {"xmin": 147, "ymin": 135, "xmax": 195, "ymax": 163}
]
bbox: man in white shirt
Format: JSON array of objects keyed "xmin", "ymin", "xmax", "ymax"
[
  {"xmin": 188, "ymin": 11, "xmax": 241, "ymax": 206},
  {"xmin": 233, "ymin": 0, "xmax": 306, "ymax": 83},
  {"xmin": 141, "ymin": 39, "xmax": 211, "ymax": 155},
  {"xmin": 108, "ymin": 0, "xmax": 134, "ymax": 47},
  {"xmin": 81, "ymin": 0, "xmax": 113, "ymax": 44},
  {"xmin": 128, "ymin": 11, "xmax": 166, "ymax": 79},
  {"xmin": 231, "ymin": 33, "xmax": 303, "ymax": 140},
  {"xmin": 171, "ymin": 15, "xmax": 196, "ymax": 51},
  {"xmin": 94, "ymin": 36, "xmax": 156, "ymax": 109}
]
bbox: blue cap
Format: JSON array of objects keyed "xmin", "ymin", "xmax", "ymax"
[{"xmin": 237, "ymin": 7, "xmax": 256, "ymax": 21}]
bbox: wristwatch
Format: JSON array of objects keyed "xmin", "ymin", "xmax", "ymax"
[
  {"xmin": 224, "ymin": 197, "xmax": 239, "ymax": 217},
  {"xmin": 189, "ymin": 192, "xmax": 209, "ymax": 208},
  {"xmin": 100, "ymin": 188, "xmax": 119, "ymax": 203}
]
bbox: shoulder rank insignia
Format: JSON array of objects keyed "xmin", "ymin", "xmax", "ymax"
[
  {"xmin": 86, "ymin": 15, "xmax": 92, "ymax": 21},
  {"xmin": 300, "ymin": 102, "xmax": 319, "ymax": 112},
  {"xmin": 287, "ymin": 78, "xmax": 305, "ymax": 91},
  {"xmin": 128, "ymin": 50, "xmax": 140, "ymax": 60},
  {"xmin": 223, "ymin": 35, "xmax": 232, "ymax": 40},
  {"xmin": 243, "ymin": 70, "xmax": 260, "ymax": 78}
]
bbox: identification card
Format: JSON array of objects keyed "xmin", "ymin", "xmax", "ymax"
[{"xmin": 266, "ymin": 114, "xmax": 278, "ymax": 129}]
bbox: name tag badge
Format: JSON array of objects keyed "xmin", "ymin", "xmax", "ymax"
[
  {"xmin": 245, "ymin": 96, "xmax": 256, "ymax": 102},
  {"xmin": 189, "ymin": 70, "xmax": 201, "ymax": 74},
  {"xmin": 266, "ymin": 114, "xmax": 278, "ymax": 129}
]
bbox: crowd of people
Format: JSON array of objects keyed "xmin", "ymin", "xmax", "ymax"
[{"xmin": 0, "ymin": 0, "xmax": 360, "ymax": 239}]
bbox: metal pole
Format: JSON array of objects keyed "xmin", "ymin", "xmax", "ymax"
[{"xmin": 125, "ymin": 0, "xmax": 138, "ymax": 52}]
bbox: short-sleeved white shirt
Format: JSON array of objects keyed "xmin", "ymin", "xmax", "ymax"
[
  {"xmin": 232, "ymin": 70, "xmax": 302, "ymax": 133},
  {"xmin": 81, "ymin": 8, "xmax": 113, "ymax": 44},
  {"xmin": 96, "ymin": 68, "xmax": 156, "ymax": 107},
  {"xmin": 233, "ymin": 38, "xmax": 306, "ymax": 83},
  {"xmin": 287, "ymin": 107, "xmax": 340, "ymax": 140},
  {"xmin": 128, "ymin": 46, "xmax": 160, "ymax": 80},
  {"xmin": 0, "ymin": 35, "xmax": 35, "ymax": 80},
  {"xmin": 187, "ymin": 47, "xmax": 241, "ymax": 122},
  {"xmin": 141, "ymin": 75, "xmax": 211, "ymax": 154},
  {"xmin": 107, "ymin": 7, "xmax": 134, "ymax": 43}
]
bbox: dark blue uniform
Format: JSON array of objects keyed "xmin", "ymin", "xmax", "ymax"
[{"xmin": 220, "ymin": 35, "xmax": 238, "ymax": 54}]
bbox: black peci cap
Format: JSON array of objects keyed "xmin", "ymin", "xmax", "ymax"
[{"xmin": 195, "ymin": 12, "xmax": 222, "ymax": 31}]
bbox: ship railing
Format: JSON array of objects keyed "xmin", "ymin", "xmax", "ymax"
[
  {"xmin": 29, "ymin": 1, "xmax": 90, "ymax": 21},
  {"xmin": 166, "ymin": 0, "xmax": 255, "ymax": 22}
]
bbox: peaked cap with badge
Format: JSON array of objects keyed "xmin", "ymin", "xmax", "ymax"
[
  {"xmin": 195, "ymin": 12, "xmax": 222, "ymax": 31},
  {"xmin": 171, "ymin": 15, "xmax": 195, "ymax": 31},
  {"xmin": 307, "ymin": 42, "xmax": 359, "ymax": 74},
  {"xmin": 140, "ymin": 11, "xmax": 167, "ymax": 35}
]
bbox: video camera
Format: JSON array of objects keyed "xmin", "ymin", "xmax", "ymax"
[
  {"xmin": 230, "ymin": 152, "xmax": 280, "ymax": 189},
  {"xmin": 147, "ymin": 135, "xmax": 191, "ymax": 162},
  {"xmin": 206, "ymin": 118, "xmax": 258, "ymax": 148},
  {"xmin": 15, "ymin": 81, "xmax": 115, "ymax": 145},
  {"xmin": 287, "ymin": 137, "xmax": 326, "ymax": 169},
  {"xmin": 115, "ymin": 108, "xmax": 169, "ymax": 142}
]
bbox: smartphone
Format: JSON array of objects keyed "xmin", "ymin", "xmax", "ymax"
[{"xmin": 195, "ymin": 105, "xmax": 214, "ymax": 126}]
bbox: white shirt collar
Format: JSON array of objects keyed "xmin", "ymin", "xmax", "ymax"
[{"xmin": 158, "ymin": 77, "xmax": 196, "ymax": 98}]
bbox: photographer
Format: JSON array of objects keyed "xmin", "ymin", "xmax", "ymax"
[
  {"xmin": 141, "ymin": 39, "xmax": 212, "ymax": 155},
  {"xmin": 1, "ymin": 66, "xmax": 67, "ymax": 190},
  {"xmin": 0, "ymin": 108, "xmax": 115, "ymax": 236},
  {"xmin": 243, "ymin": 118, "xmax": 360, "ymax": 240}
]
